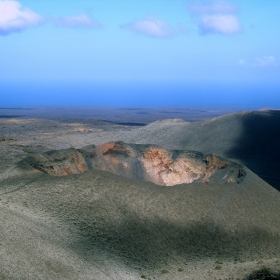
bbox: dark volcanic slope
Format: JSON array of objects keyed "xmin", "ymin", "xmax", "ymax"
[{"xmin": 121, "ymin": 110, "xmax": 280, "ymax": 190}]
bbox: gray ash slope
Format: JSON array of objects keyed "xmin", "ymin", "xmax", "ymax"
[
  {"xmin": 1, "ymin": 161, "xmax": 280, "ymax": 279},
  {"xmin": 115, "ymin": 110, "xmax": 280, "ymax": 190}
]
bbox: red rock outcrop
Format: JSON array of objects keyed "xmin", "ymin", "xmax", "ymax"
[
  {"xmin": 86, "ymin": 142, "xmax": 244, "ymax": 186},
  {"xmin": 19, "ymin": 141, "xmax": 245, "ymax": 185},
  {"xmin": 140, "ymin": 147, "xmax": 206, "ymax": 186},
  {"xmin": 19, "ymin": 148, "xmax": 87, "ymax": 176}
]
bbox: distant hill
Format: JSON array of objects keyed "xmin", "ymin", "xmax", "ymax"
[{"xmin": 120, "ymin": 110, "xmax": 280, "ymax": 190}]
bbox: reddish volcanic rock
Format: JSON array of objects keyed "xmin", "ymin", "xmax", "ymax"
[
  {"xmin": 97, "ymin": 141, "xmax": 135, "ymax": 157},
  {"xmin": 19, "ymin": 148, "xmax": 88, "ymax": 176},
  {"xmin": 19, "ymin": 141, "xmax": 245, "ymax": 185},
  {"xmin": 86, "ymin": 142, "xmax": 245, "ymax": 186},
  {"xmin": 140, "ymin": 147, "xmax": 206, "ymax": 186}
]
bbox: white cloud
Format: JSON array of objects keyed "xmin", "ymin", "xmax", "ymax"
[
  {"xmin": 52, "ymin": 14, "xmax": 102, "ymax": 29},
  {"xmin": 254, "ymin": 56, "xmax": 277, "ymax": 67},
  {"xmin": 122, "ymin": 16, "xmax": 181, "ymax": 38},
  {"xmin": 189, "ymin": 0, "xmax": 241, "ymax": 35},
  {"xmin": 200, "ymin": 14, "xmax": 240, "ymax": 34},
  {"xmin": 0, "ymin": 0, "xmax": 43, "ymax": 35}
]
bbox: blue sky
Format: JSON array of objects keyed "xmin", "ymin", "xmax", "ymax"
[{"xmin": 0, "ymin": 0, "xmax": 279, "ymax": 106}]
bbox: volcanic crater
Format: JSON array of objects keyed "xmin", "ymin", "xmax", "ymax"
[{"xmin": 19, "ymin": 141, "xmax": 245, "ymax": 186}]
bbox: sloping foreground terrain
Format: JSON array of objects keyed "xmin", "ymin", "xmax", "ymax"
[
  {"xmin": 115, "ymin": 110, "xmax": 280, "ymax": 191},
  {"xmin": 0, "ymin": 143, "xmax": 280, "ymax": 279}
]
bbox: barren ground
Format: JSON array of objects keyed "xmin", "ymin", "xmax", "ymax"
[{"xmin": 0, "ymin": 106, "xmax": 279, "ymax": 280}]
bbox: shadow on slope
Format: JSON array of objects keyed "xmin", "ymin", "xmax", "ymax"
[
  {"xmin": 243, "ymin": 267, "xmax": 280, "ymax": 280},
  {"xmin": 226, "ymin": 111, "xmax": 280, "ymax": 191},
  {"xmin": 70, "ymin": 209, "xmax": 280, "ymax": 270}
]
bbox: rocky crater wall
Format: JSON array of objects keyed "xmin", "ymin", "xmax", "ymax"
[{"xmin": 19, "ymin": 141, "xmax": 245, "ymax": 186}]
